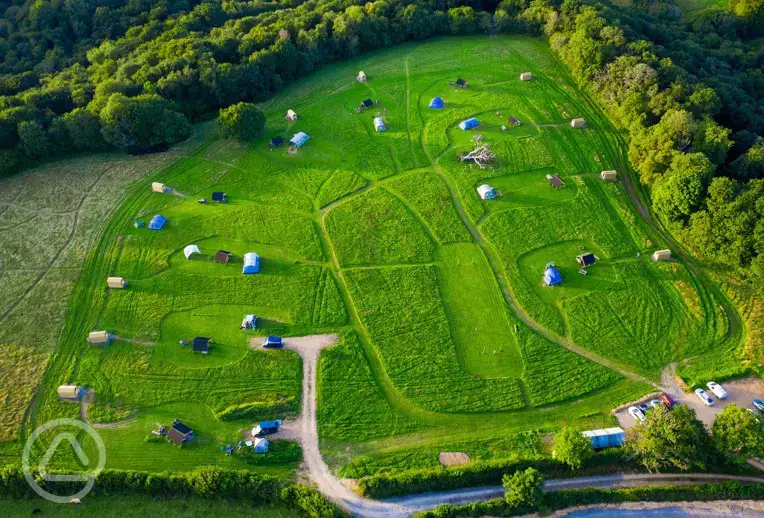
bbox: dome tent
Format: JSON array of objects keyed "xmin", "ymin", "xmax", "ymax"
[
  {"xmin": 148, "ymin": 214, "xmax": 167, "ymax": 230},
  {"xmin": 429, "ymin": 97, "xmax": 444, "ymax": 109},
  {"xmin": 184, "ymin": 244, "xmax": 200, "ymax": 259},
  {"xmin": 242, "ymin": 252, "xmax": 261, "ymax": 274},
  {"xmin": 543, "ymin": 266, "xmax": 562, "ymax": 286}
]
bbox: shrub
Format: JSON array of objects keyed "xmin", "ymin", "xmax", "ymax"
[
  {"xmin": 502, "ymin": 468, "xmax": 543, "ymax": 511},
  {"xmin": 553, "ymin": 427, "xmax": 593, "ymax": 471}
]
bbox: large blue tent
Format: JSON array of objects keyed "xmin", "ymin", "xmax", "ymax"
[
  {"xmin": 289, "ymin": 132, "xmax": 309, "ymax": 148},
  {"xmin": 148, "ymin": 214, "xmax": 167, "ymax": 230},
  {"xmin": 429, "ymin": 97, "xmax": 444, "ymax": 109},
  {"xmin": 459, "ymin": 118, "xmax": 479, "ymax": 130},
  {"xmin": 242, "ymin": 252, "xmax": 261, "ymax": 274},
  {"xmin": 543, "ymin": 266, "xmax": 562, "ymax": 286}
]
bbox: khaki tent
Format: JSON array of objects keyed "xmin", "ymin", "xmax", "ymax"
[
  {"xmin": 151, "ymin": 182, "xmax": 167, "ymax": 193},
  {"xmin": 600, "ymin": 170, "xmax": 618, "ymax": 181},
  {"xmin": 107, "ymin": 276, "xmax": 127, "ymax": 289},
  {"xmin": 570, "ymin": 118, "xmax": 586, "ymax": 128},
  {"xmin": 520, "ymin": 72, "xmax": 533, "ymax": 81},
  {"xmin": 87, "ymin": 331, "xmax": 110, "ymax": 344},
  {"xmin": 652, "ymin": 249, "xmax": 672, "ymax": 261},
  {"xmin": 286, "ymin": 109, "xmax": 298, "ymax": 121},
  {"xmin": 357, "ymin": 71, "xmax": 366, "ymax": 82},
  {"xmin": 57, "ymin": 385, "xmax": 81, "ymax": 399}
]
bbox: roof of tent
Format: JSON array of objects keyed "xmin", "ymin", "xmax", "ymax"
[
  {"xmin": 211, "ymin": 191, "xmax": 225, "ymax": 201},
  {"xmin": 544, "ymin": 267, "xmax": 562, "ymax": 286},
  {"xmin": 374, "ymin": 117, "xmax": 386, "ymax": 130},
  {"xmin": 148, "ymin": 214, "xmax": 167, "ymax": 230},
  {"xmin": 429, "ymin": 97, "xmax": 444, "ymax": 108},
  {"xmin": 577, "ymin": 253, "xmax": 596, "ymax": 266},
  {"xmin": 477, "ymin": 184, "xmax": 494, "ymax": 195},
  {"xmin": 270, "ymin": 136, "xmax": 284, "ymax": 146},
  {"xmin": 459, "ymin": 118, "xmax": 479, "ymax": 130},
  {"xmin": 243, "ymin": 252, "xmax": 261, "ymax": 273},
  {"xmin": 290, "ymin": 132, "xmax": 309, "ymax": 147},
  {"xmin": 362, "ymin": 99, "xmax": 373, "ymax": 107},
  {"xmin": 184, "ymin": 245, "xmax": 200, "ymax": 259},
  {"xmin": 456, "ymin": 78, "xmax": 466, "ymax": 86},
  {"xmin": 193, "ymin": 337, "xmax": 210, "ymax": 352}
]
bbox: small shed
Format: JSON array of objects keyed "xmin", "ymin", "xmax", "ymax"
[
  {"xmin": 374, "ymin": 117, "xmax": 387, "ymax": 132},
  {"xmin": 214, "ymin": 250, "xmax": 231, "ymax": 264},
  {"xmin": 576, "ymin": 253, "xmax": 596, "ymax": 267},
  {"xmin": 357, "ymin": 71, "xmax": 366, "ymax": 82},
  {"xmin": 148, "ymin": 214, "xmax": 167, "ymax": 230},
  {"xmin": 184, "ymin": 245, "xmax": 200, "ymax": 259},
  {"xmin": 600, "ymin": 170, "xmax": 617, "ymax": 181},
  {"xmin": 508, "ymin": 116, "xmax": 521, "ymax": 127},
  {"xmin": 243, "ymin": 252, "xmax": 261, "ymax": 274},
  {"xmin": 570, "ymin": 118, "xmax": 586, "ymax": 128},
  {"xmin": 57, "ymin": 385, "xmax": 81, "ymax": 400},
  {"xmin": 361, "ymin": 98, "xmax": 373, "ymax": 109},
  {"xmin": 289, "ymin": 132, "xmax": 309, "ymax": 148},
  {"xmin": 459, "ymin": 118, "xmax": 480, "ymax": 130},
  {"xmin": 546, "ymin": 174, "xmax": 565, "ymax": 189},
  {"xmin": 652, "ymin": 249, "xmax": 671, "ymax": 261},
  {"xmin": 151, "ymin": 182, "xmax": 168, "ymax": 193},
  {"xmin": 543, "ymin": 266, "xmax": 562, "ymax": 286},
  {"xmin": 253, "ymin": 420, "xmax": 282, "ymax": 436},
  {"xmin": 168, "ymin": 421, "xmax": 194, "ymax": 445},
  {"xmin": 429, "ymin": 97, "xmax": 444, "ymax": 109},
  {"xmin": 476, "ymin": 184, "xmax": 496, "ymax": 200},
  {"xmin": 211, "ymin": 191, "xmax": 227, "ymax": 203},
  {"xmin": 193, "ymin": 337, "xmax": 210, "ymax": 354},
  {"xmin": 253, "ymin": 437, "xmax": 270, "ymax": 454},
  {"xmin": 107, "ymin": 277, "xmax": 127, "ymax": 289},
  {"xmin": 270, "ymin": 136, "xmax": 284, "ymax": 147},
  {"xmin": 87, "ymin": 331, "xmax": 111, "ymax": 345},
  {"xmin": 455, "ymin": 78, "xmax": 467, "ymax": 88},
  {"xmin": 520, "ymin": 72, "xmax": 533, "ymax": 81},
  {"xmin": 241, "ymin": 314, "xmax": 257, "ymax": 329},
  {"xmin": 285, "ymin": 109, "xmax": 298, "ymax": 121}
]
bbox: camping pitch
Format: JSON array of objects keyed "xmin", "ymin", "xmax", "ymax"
[
  {"xmin": 243, "ymin": 252, "xmax": 261, "ymax": 274},
  {"xmin": 459, "ymin": 118, "xmax": 480, "ymax": 130},
  {"xmin": 543, "ymin": 265, "xmax": 562, "ymax": 286},
  {"xmin": 477, "ymin": 184, "xmax": 496, "ymax": 200},
  {"xmin": 429, "ymin": 97, "xmax": 444, "ymax": 109},
  {"xmin": 148, "ymin": 214, "xmax": 167, "ymax": 230}
]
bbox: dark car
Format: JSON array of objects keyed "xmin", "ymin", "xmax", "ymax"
[
  {"xmin": 261, "ymin": 336, "xmax": 284, "ymax": 349},
  {"xmin": 661, "ymin": 393, "xmax": 676, "ymax": 410}
]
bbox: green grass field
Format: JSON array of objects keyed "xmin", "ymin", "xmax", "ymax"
[{"xmin": 2, "ymin": 35, "xmax": 747, "ymax": 478}]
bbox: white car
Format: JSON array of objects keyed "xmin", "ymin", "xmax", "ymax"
[
  {"xmin": 695, "ymin": 388, "xmax": 714, "ymax": 406},
  {"xmin": 628, "ymin": 405, "xmax": 646, "ymax": 422},
  {"xmin": 707, "ymin": 381, "xmax": 727, "ymax": 400}
]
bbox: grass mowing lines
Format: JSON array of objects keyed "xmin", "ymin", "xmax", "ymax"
[
  {"xmin": 315, "ymin": 170, "xmax": 369, "ymax": 209},
  {"xmin": 345, "ymin": 265, "xmax": 525, "ymax": 413},
  {"xmin": 435, "ymin": 243, "xmax": 523, "ymax": 378},
  {"xmin": 386, "ymin": 171, "xmax": 471, "ymax": 244},
  {"xmin": 325, "ymin": 187, "xmax": 435, "ymax": 266}
]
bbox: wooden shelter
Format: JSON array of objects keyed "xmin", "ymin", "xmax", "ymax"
[
  {"xmin": 508, "ymin": 116, "xmax": 521, "ymax": 127},
  {"xmin": 520, "ymin": 72, "xmax": 533, "ymax": 81},
  {"xmin": 214, "ymin": 250, "xmax": 231, "ymax": 263},
  {"xmin": 600, "ymin": 170, "xmax": 618, "ymax": 181},
  {"xmin": 570, "ymin": 118, "xmax": 586, "ymax": 128},
  {"xmin": 107, "ymin": 276, "xmax": 127, "ymax": 289},
  {"xmin": 57, "ymin": 385, "xmax": 81, "ymax": 400},
  {"xmin": 652, "ymin": 249, "xmax": 672, "ymax": 261},
  {"xmin": 546, "ymin": 173, "xmax": 565, "ymax": 188},
  {"xmin": 87, "ymin": 331, "xmax": 110, "ymax": 345}
]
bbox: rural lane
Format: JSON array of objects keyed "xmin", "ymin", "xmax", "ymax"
[{"xmin": 282, "ymin": 334, "xmax": 764, "ymax": 517}]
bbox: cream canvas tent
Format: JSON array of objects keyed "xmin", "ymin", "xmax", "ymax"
[
  {"xmin": 520, "ymin": 72, "xmax": 533, "ymax": 81},
  {"xmin": 652, "ymin": 249, "xmax": 672, "ymax": 261},
  {"xmin": 87, "ymin": 331, "xmax": 110, "ymax": 344},
  {"xmin": 286, "ymin": 109, "xmax": 298, "ymax": 121},
  {"xmin": 253, "ymin": 437, "xmax": 269, "ymax": 454},
  {"xmin": 476, "ymin": 184, "xmax": 496, "ymax": 200},
  {"xmin": 570, "ymin": 118, "xmax": 586, "ymax": 128},
  {"xmin": 600, "ymin": 170, "xmax": 618, "ymax": 181},
  {"xmin": 107, "ymin": 276, "xmax": 126, "ymax": 289},
  {"xmin": 184, "ymin": 244, "xmax": 201, "ymax": 259},
  {"xmin": 356, "ymin": 71, "xmax": 366, "ymax": 82},
  {"xmin": 57, "ymin": 385, "xmax": 81, "ymax": 399},
  {"xmin": 151, "ymin": 182, "xmax": 168, "ymax": 193}
]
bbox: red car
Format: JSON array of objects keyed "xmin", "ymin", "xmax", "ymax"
[{"xmin": 661, "ymin": 393, "xmax": 676, "ymax": 410}]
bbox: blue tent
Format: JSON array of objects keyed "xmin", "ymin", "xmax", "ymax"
[
  {"xmin": 459, "ymin": 118, "xmax": 479, "ymax": 130},
  {"xmin": 429, "ymin": 97, "xmax": 444, "ymax": 109},
  {"xmin": 543, "ymin": 266, "xmax": 562, "ymax": 286},
  {"xmin": 148, "ymin": 214, "xmax": 167, "ymax": 230},
  {"xmin": 242, "ymin": 252, "xmax": 261, "ymax": 274},
  {"xmin": 289, "ymin": 132, "xmax": 309, "ymax": 148}
]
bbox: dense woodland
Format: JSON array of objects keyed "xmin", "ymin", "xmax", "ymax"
[{"xmin": 0, "ymin": 0, "xmax": 762, "ymax": 288}]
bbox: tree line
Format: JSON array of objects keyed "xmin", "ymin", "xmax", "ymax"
[{"xmin": 0, "ymin": 0, "xmax": 762, "ymax": 290}]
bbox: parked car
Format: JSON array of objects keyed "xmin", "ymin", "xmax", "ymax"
[
  {"xmin": 628, "ymin": 406, "xmax": 646, "ymax": 422},
  {"xmin": 638, "ymin": 403, "xmax": 649, "ymax": 414},
  {"xmin": 748, "ymin": 407, "xmax": 761, "ymax": 418},
  {"xmin": 707, "ymin": 381, "xmax": 728, "ymax": 400},
  {"xmin": 261, "ymin": 336, "xmax": 284, "ymax": 348},
  {"xmin": 649, "ymin": 399, "xmax": 662, "ymax": 409},
  {"xmin": 695, "ymin": 388, "xmax": 714, "ymax": 406},
  {"xmin": 661, "ymin": 393, "xmax": 676, "ymax": 410},
  {"xmin": 753, "ymin": 399, "xmax": 764, "ymax": 413}
]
